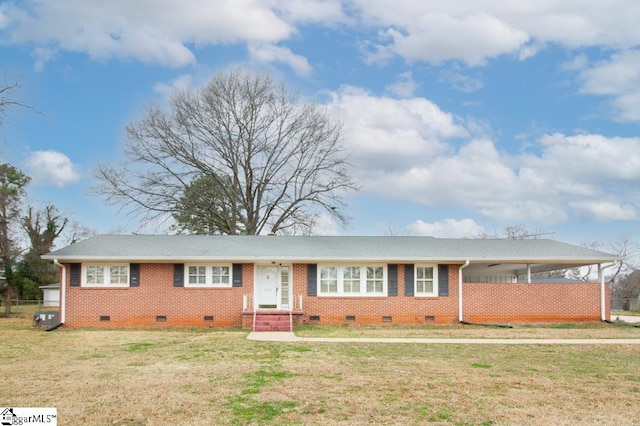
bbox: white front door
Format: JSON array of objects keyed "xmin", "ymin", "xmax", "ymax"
[{"xmin": 256, "ymin": 265, "xmax": 280, "ymax": 309}]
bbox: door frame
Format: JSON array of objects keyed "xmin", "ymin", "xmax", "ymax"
[{"xmin": 254, "ymin": 264, "xmax": 291, "ymax": 310}]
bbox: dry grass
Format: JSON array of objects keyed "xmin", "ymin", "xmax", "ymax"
[
  {"xmin": 2, "ymin": 305, "xmax": 640, "ymax": 425},
  {"xmin": 294, "ymin": 320, "xmax": 640, "ymax": 339}
]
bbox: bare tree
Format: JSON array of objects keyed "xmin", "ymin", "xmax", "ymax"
[
  {"xmin": 94, "ymin": 69, "xmax": 358, "ymax": 235},
  {"xmin": 477, "ymin": 224, "xmax": 552, "ymax": 240},
  {"xmin": 565, "ymin": 240, "xmax": 602, "ymax": 282},
  {"xmin": 10, "ymin": 205, "xmax": 68, "ymax": 299},
  {"xmin": 606, "ymin": 236, "xmax": 637, "ymax": 284},
  {"xmin": 0, "ymin": 75, "xmax": 31, "ymax": 127},
  {"xmin": 60, "ymin": 220, "xmax": 97, "ymax": 246},
  {"xmin": 383, "ymin": 224, "xmax": 415, "ymax": 236},
  {"xmin": 21, "ymin": 205, "xmax": 68, "ymax": 253},
  {"xmin": 565, "ymin": 237, "xmax": 635, "ymax": 283}
]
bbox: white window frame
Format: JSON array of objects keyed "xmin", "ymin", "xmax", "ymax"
[
  {"xmin": 82, "ymin": 263, "xmax": 130, "ymax": 288},
  {"xmin": 415, "ymin": 264, "xmax": 438, "ymax": 297},
  {"xmin": 318, "ymin": 264, "xmax": 387, "ymax": 297},
  {"xmin": 184, "ymin": 263, "xmax": 232, "ymax": 288},
  {"xmin": 319, "ymin": 266, "xmax": 338, "ymax": 294}
]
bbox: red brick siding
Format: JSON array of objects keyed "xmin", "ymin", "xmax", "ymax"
[
  {"xmin": 292, "ymin": 263, "xmax": 460, "ymax": 324},
  {"xmin": 63, "ymin": 263, "xmax": 254, "ymax": 328},
  {"xmin": 293, "ymin": 264, "xmax": 608, "ymax": 325},
  {"xmin": 462, "ymin": 282, "xmax": 609, "ymax": 323},
  {"xmin": 60, "ymin": 262, "xmax": 608, "ymax": 327}
]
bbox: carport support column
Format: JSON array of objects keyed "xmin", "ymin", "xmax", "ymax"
[
  {"xmin": 458, "ymin": 260, "xmax": 470, "ymax": 322},
  {"xmin": 527, "ymin": 264, "xmax": 532, "ymax": 283},
  {"xmin": 598, "ymin": 262, "xmax": 616, "ymax": 322}
]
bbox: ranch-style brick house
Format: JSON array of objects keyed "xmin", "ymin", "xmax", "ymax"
[{"xmin": 42, "ymin": 235, "xmax": 620, "ymax": 330}]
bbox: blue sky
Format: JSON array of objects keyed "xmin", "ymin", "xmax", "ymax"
[{"xmin": 1, "ymin": 0, "xmax": 639, "ymax": 250}]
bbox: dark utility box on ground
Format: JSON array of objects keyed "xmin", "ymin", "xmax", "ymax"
[{"xmin": 34, "ymin": 311, "xmax": 59, "ymax": 327}]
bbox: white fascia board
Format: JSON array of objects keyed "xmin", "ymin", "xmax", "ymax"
[{"xmin": 41, "ymin": 255, "xmax": 619, "ymax": 264}]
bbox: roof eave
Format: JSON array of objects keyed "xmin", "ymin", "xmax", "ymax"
[{"xmin": 41, "ymin": 255, "xmax": 620, "ymax": 264}]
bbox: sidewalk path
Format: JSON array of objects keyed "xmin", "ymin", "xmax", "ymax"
[{"xmin": 247, "ymin": 332, "xmax": 640, "ymax": 344}]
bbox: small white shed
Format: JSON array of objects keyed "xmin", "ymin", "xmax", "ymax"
[{"xmin": 39, "ymin": 283, "xmax": 60, "ymax": 307}]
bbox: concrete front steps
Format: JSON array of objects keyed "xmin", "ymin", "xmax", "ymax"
[{"xmin": 253, "ymin": 312, "xmax": 292, "ymax": 332}]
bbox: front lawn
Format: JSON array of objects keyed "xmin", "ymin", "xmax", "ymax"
[{"xmin": 2, "ymin": 306, "xmax": 639, "ymax": 425}]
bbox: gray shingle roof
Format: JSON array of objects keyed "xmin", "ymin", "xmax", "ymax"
[{"xmin": 42, "ymin": 234, "xmax": 620, "ymax": 264}]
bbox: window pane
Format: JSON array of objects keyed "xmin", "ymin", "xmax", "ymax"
[
  {"xmin": 86, "ymin": 265, "xmax": 104, "ymax": 284},
  {"xmin": 211, "ymin": 266, "xmax": 230, "ymax": 285},
  {"xmin": 416, "ymin": 266, "xmax": 434, "ymax": 294},
  {"xmin": 424, "ymin": 268, "xmax": 433, "ymax": 279},
  {"xmin": 343, "ymin": 266, "xmax": 360, "ymax": 293},
  {"xmin": 188, "ymin": 266, "xmax": 206, "ymax": 284},
  {"xmin": 367, "ymin": 266, "xmax": 383, "ymax": 279},
  {"xmin": 321, "ymin": 267, "xmax": 337, "ymax": 280},
  {"xmin": 417, "ymin": 267, "xmax": 433, "ymax": 280},
  {"xmin": 366, "ymin": 280, "xmax": 383, "ymax": 292},
  {"xmin": 110, "ymin": 265, "xmax": 129, "ymax": 285},
  {"xmin": 280, "ymin": 267, "xmax": 289, "ymax": 305},
  {"xmin": 365, "ymin": 266, "xmax": 383, "ymax": 293},
  {"xmin": 320, "ymin": 267, "xmax": 338, "ymax": 293}
]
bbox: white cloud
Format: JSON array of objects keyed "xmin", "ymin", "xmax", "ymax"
[
  {"xmin": 4, "ymin": 0, "xmax": 640, "ymax": 74},
  {"xmin": 0, "ymin": 5, "xmax": 10, "ymax": 29},
  {"xmin": 407, "ymin": 218, "xmax": 485, "ymax": 238},
  {"xmin": 534, "ymin": 133, "xmax": 640, "ymax": 182},
  {"xmin": 570, "ymin": 201, "xmax": 637, "ymax": 221},
  {"xmin": 270, "ymin": 0, "xmax": 347, "ymax": 24},
  {"xmin": 328, "ymin": 85, "xmax": 467, "ymax": 161},
  {"xmin": 560, "ymin": 53, "xmax": 589, "ymax": 72},
  {"xmin": 32, "ymin": 46, "xmax": 57, "ymax": 72},
  {"xmin": 25, "ymin": 151, "xmax": 81, "ymax": 187},
  {"xmin": 438, "ymin": 67, "xmax": 484, "ymax": 93},
  {"xmin": 248, "ymin": 43, "xmax": 313, "ymax": 77},
  {"xmin": 153, "ymin": 74, "xmax": 194, "ymax": 99},
  {"xmin": 577, "ymin": 50, "xmax": 640, "ymax": 121},
  {"xmin": 352, "ymin": 1, "xmax": 640, "ymax": 65},
  {"xmin": 385, "ymin": 72, "xmax": 419, "ymax": 98},
  {"xmin": 2, "ymin": 0, "xmax": 293, "ymax": 67},
  {"xmin": 327, "ymin": 87, "xmax": 640, "ymax": 224},
  {"xmin": 376, "ymin": 13, "xmax": 529, "ymax": 66}
]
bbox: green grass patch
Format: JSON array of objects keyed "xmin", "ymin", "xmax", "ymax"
[
  {"xmin": 471, "ymin": 362, "xmax": 492, "ymax": 369},
  {"xmin": 241, "ymin": 368, "xmax": 293, "ymax": 394},
  {"xmin": 123, "ymin": 342, "xmax": 156, "ymax": 352},
  {"xmin": 227, "ymin": 397, "xmax": 296, "ymax": 424}
]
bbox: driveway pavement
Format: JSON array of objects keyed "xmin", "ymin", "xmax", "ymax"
[
  {"xmin": 614, "ymin": 315, "xmax": 640, "ymax": 323},
  {"xmin": 246, "ymin": 332, "xmax": 640, "ymax": 344}
]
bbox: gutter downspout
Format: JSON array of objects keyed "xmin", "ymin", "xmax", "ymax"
[
  {"xmin": 53, "ymin": 259, "xmax": 66, "ymax": 324},
  {"xmin": 458, "ymin": 260, "xmax": 470, "ymax": 323},
  {"xmin": 598, "ymin": 262, "xmax": 616, "ymax": 322}
]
